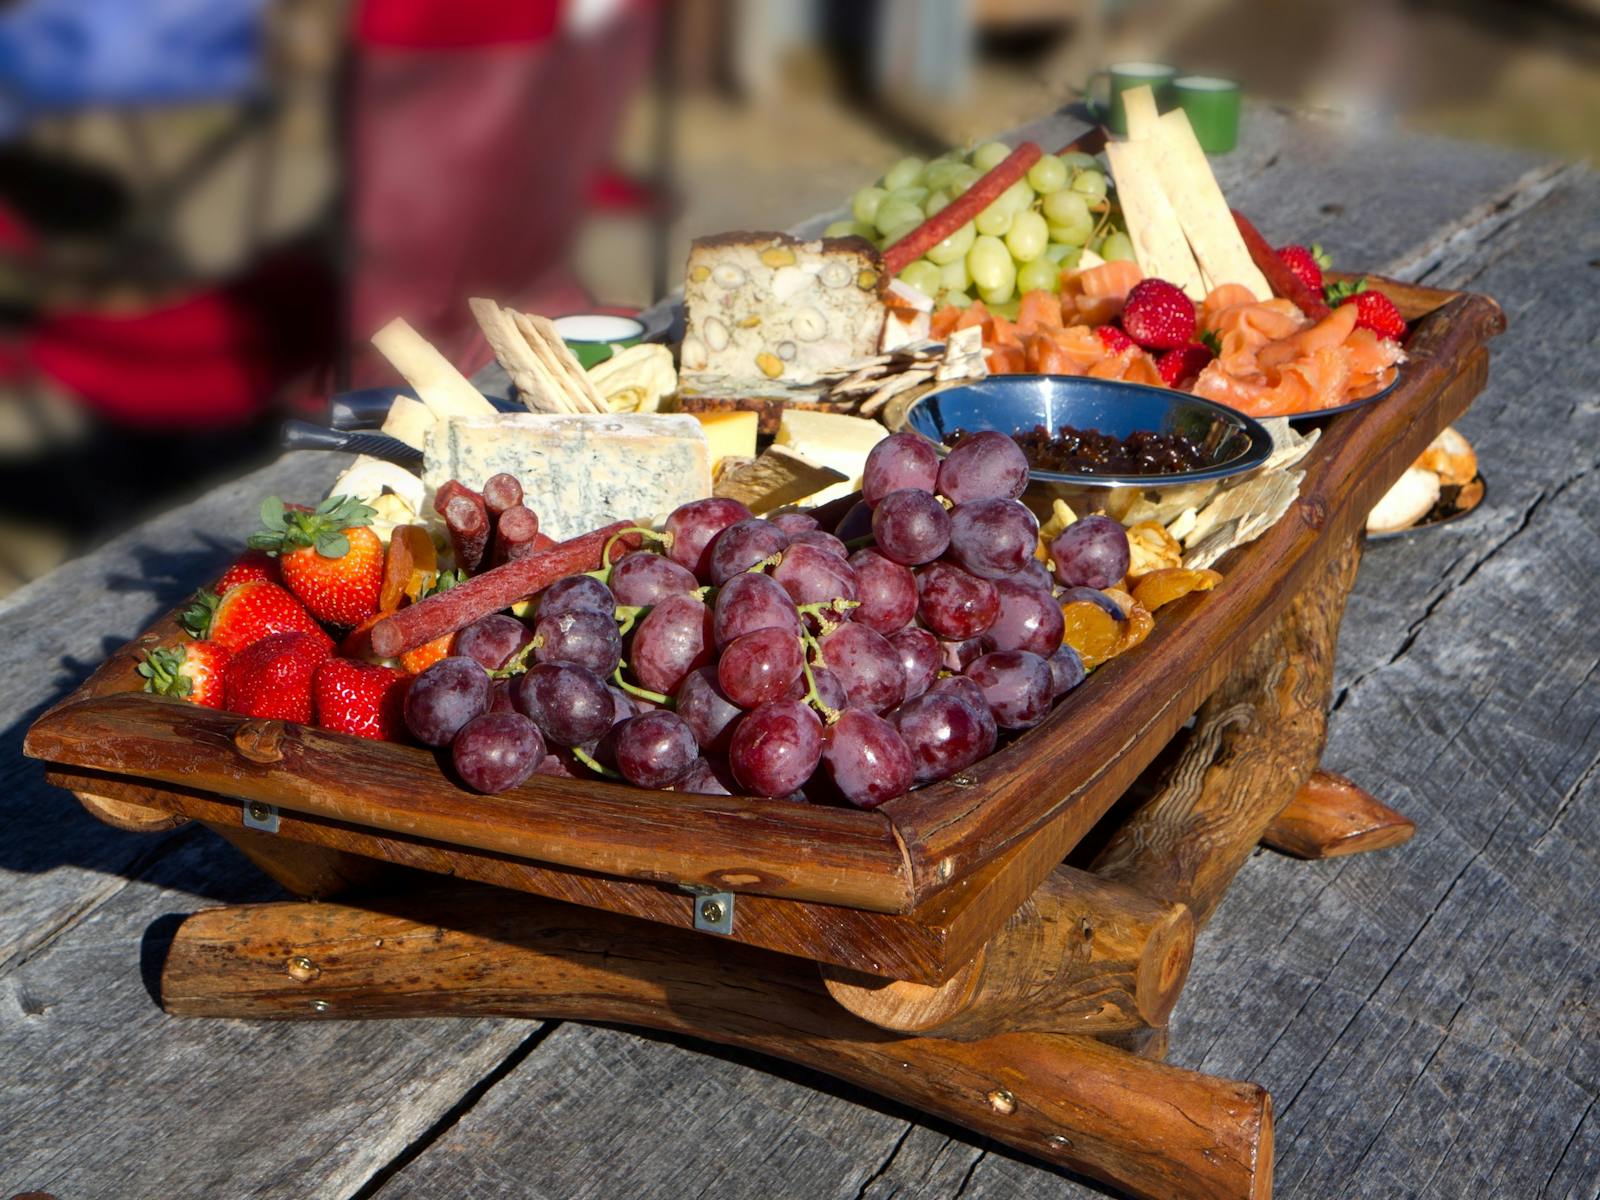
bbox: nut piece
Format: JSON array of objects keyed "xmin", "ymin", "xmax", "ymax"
[
  {"xmin": 755, "ymin": 352, "xmax": 784, "ymax": 379},
  {"xmin": 689, "ymin": 264, "xmax": 710, "ymax": 283},
  {"xmin": 711, "ymin": 263, "xmax": 747, "ymax": 290},
  {"xmin": 702, "ymin": 317, "xmax": 730, "ymax": 353},
  {"xmin": 791, "ymin": 308, "xmax": 827, "ymax": 342},
  {"xmin": 819, "ymin": 261, "xmax": 853, "ymax": 289},
  {"xmin": 680, "ymin": 336, "xmax": 708, "ymax": 371},
  {"xmin": 760, "ymin": 245, "xmax": 797, "ymax": 268},
  {"xmin": 775, "ymin": 340, "xmax": 797, "ymax": 361},
  {"xmin": 737, "ymin": 314, "xmax": 762, "ymax": 329},
  {"xmin": 857, "ymin": 268, "xmax": 879, "ymax": 291}
]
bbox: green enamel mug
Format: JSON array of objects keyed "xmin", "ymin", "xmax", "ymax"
[
  {"xmin": 1086, "ymin": 62, "xmax": 1177, "ymax": 136},
  {"xmin": 1174, "ymin": 75, "xmax": 1242, "ymax": 154}
]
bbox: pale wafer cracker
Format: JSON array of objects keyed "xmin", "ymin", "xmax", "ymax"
[
  {"xmin": 1121, "ymin": 84, "xmax": 1161, "ymax": 139},
  {"xmin": 469, "ymin": 298, "xmax": 572, "ymax": 413},
  {"xmin": 520, "ymin": 313, "xmax": 610, "ymax": 414},
  {"xmin": 1106, "ymin": 140, "xmax": 1208, "ymax": 300}
]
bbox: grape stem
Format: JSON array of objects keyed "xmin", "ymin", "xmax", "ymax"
[
  {"xmin": 612, "ymin": 664, "xmax": 670, "ymax": 706},
  {"xmin": 799, "ymin": 656, "xmax": 841, "ymax": 725},
  {"xmin": 797, "ymin": 598, "xmax": 860, "ymax": 638},
  {"xmin": 841, "ymin": 534, "xmax": 876, "ymax": 551},
  {"xmin": 489, "ymin": 636, "xmax": 543, "ymax": 679},
  {"xmin": 570, "ymin": 746, "xmax": 620, "ymax": 778},
  {"xmin": 603, "ymin": 526, "xmax": 668, "ymax": 568},
  {"xmin": 613, "ymin": 604, "xmax": 648, "ymax": 637}
]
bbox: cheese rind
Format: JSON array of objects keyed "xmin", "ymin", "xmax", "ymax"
[
  {"xmin": 1105, "ymin": 140, "xmax": 1208, "ymax": 300},
  {"xmin": 424, "ymin": 414, "xmax": 711, "ymax": 540}
]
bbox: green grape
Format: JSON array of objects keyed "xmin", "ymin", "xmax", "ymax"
[
  {"xmin": 942, "ymin": 289, "xmax": 973, "ymax": 309},
  {"xmin": 1043, "ymin": 187, "xmax": 1091, "ymax": 227},
  {"xmin": 824, "ymin": 219, "xmax": 878, "ymax": 240},
  {"xmin": 1059, "ymin": 151, "xmax": 1097, "ymax": 170},
  {"xmin": 925, "ymin": 219, "xmax": 976, "ymax": 265},
  {"xmin": 1043, "ymin": 242, "xmax": 1078, "ymax": 265},
  {"xmin": 1026, "ymin": 154, "xmax": 1069, "ymax": 195},
  {"xmin": 1101, "ymin": 231, "xmax": 1136, "ymax": 262},
  {"xmin": 1017, "ymin": 256, "xmax": 1061, "ymax": 294},
  {"xmin": 966, "ymin": 235, "xmax": 1012, "ymax": 290},
  {"xmin": 886, "ymin": 185, "xmax": 929, "ymax": 209},
  {"xmin": 938, "ymin": 256, "xmax": 971, "ymax": 294},
  {"xmin": 1070, "ymin": 169, "xmax": 1108, "ymax": 202},
  {"xmin": 922, "ymin": 159, "xmax": 967, "ymax": 193},
  {"xmin": 974, "ymin": 198, "xmax": 1014, "ymax": 237},
  {"xmin": 874, "ymin": 197, "xmax": 925, "ymax": 237},
  {"xmin": 883, "ymin": 156, "xmax": 926, "ymax": 192},
  {"xmin": 881, "ymin": 219, "xmax": 922, "ymax": 246},
  {"xmin": 978, "ymin": 280, "xmax": 1017, "ymax": 308},
  {"xmin": 1056, "ymin": 244, "xmax": 1084, "ymax": 270},
  {"xmin": 924, "ymin": 190, "xmax": 952, "ymax": 217},
  {"xmin": 946, "ymin": 165, "xmax": 983, "ymax": 196},
  {"xmin": 852, "ymin": 186, "xmax": 887, "ymax": 225},
  {"xmin": 1005, "ymin": 210, "xmax": 1049, "ymax": 262},
  {"xmin": 898, "ymin": 259, "xmax": 943, "ymax": 299},
  {"xmin": 971, "ymin": 141, "xmax": 1012, "ymax": 172},
  {"xmin": 998, "ymin": 177, "xmax": 1034, "ymax": 217}
]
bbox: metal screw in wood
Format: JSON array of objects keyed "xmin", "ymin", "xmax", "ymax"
[{"xmin": 700, "ymin": 899, "xmax": 725, "ymax": 925}]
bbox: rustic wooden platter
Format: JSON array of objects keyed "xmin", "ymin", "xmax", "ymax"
[{"xmin": 23, "ymin": 276, "xmax": 1503, "ymax": 986}]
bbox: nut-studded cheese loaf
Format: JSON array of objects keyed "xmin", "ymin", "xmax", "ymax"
[{"xmin": 681, "ymin": 233, "xmax": 887, "ymax": 389}]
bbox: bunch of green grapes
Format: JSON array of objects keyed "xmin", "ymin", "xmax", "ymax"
[{"xmin": 824, "ymin": 142, "xmax": 1135, "ymax": 311}]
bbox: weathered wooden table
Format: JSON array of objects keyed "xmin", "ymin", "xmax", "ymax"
[{"xmin": 3, "ymin": 106, "xmax": 1597, "ymax": 1199}]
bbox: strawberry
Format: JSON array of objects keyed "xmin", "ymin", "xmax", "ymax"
[
  {"xmin": 182, "ymin": 580, "xmax": 327, "ymax": 654},
  {"xmin": 1275, "ymin": 243, "xmax": 1329, "ymax": 293},
  {"xmin": 1094, "ymin": 324, "xmax": 1136, "ymax": 353},
  {"xmin": 400, "ymin": 632, "xmax": 454, "ymax": 675},
  {"xmin": 1157, "ymin": 343, "xmax": 1215, "ymax": 389},
  {"xmin": 137, "ymin": 641, "xmax": 231, "ymax": 708},
  {"xmin": 224, "ymin": 631, "xmax": 335, "ymax": 722},
  {"xmin": 249, "ymin": 495, "xmax": 384, "ymax": 629},
  {"xmin": 1325, "ymin": 278, "xmax": 1407, "ymax": 340},
  {"xmin": 214, "ymin": 549, "xmax": 280, "ymax": 595},
  {"xmin": 314, "ymin": 657, "xmax": 410, "ymax": 741},
  {"xmin": 1120, "ymin": 280, "xmax": 1196, "ymax": 351}
]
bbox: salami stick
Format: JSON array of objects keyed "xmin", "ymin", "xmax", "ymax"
[
  {"xmin": 444, "ymin": 494, "xmax": 490, "ymax": 573},
  {"xmin": 432, "ymin": 479, "xmax": 479, "ymax": 517},
  {"xmin": 882, "ymin": 142, "xmax": 1043, "ymax": 276},
  {"xmin": 492, "ymin": 505, "xmax": 540, "ymax": 566},
  {"xmin": 481, "ymin": 473, "xmax": 524, "ymax": 518},
  {"xmin": 370, "ymin": 520, "xmax": 643, "ymax": 658},
  {"xmin": 1231, "ymin": 209, "xmax": 1332, "ymax": 319}
]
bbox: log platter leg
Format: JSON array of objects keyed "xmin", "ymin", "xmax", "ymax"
[
  {"xmin": 160, "ymin": 884, "xmax": 1271, "ymax": 1200},
  {"xmin": 1261, "ymin": 770, "xmax": 1416, "ymax": 860}
]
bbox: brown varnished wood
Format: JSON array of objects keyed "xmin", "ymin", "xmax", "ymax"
[
  {"xmin": 819, "ymin": 868, "xmax": 1194, "ymax": 1038},
  {"xmin": 160, "ymin": 886, "xmax": 1272, "ymax": 1200},
  {"xmin": 74, "ymin": 790, "xmax": 189, "ymax": 833},
  {"xmin": 1260, "ymin": 770, "xmax": 1416, "ymax": 860},
  {"xmin": 1092, "ymin": 542, "xmax": 1361, "ymax": 924},
  {"xmin": 202, "ymin": 823, "xmax": 397, "ymax": 899}
]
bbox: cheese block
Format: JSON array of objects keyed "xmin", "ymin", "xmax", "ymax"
[
  {"xmin": 381, "ymin": 394, "xmax": 435, "ymax": 451},
  {"xmin": 370, "ymin": 317, "xmax": 498, "ymax": 419},
  {"xmin": 1146, "ymin": 110, "xmax": 1272, "ymax": 299},
  {"xmin": 691, "ymin": 410, "xmax": 759, "ymax": 470},
  {"xmin": 1105, "ymin": 140, "xmax": 1208, "ymax": 300},
  {"xmin": 714, "ymin": 446, "xmax": 848, "ymax": 513},
  {"xmin": 424, "ymin": 414, "xmax": 711, "ymax": 541},
  {"xmin": 681, "ymin": 232, "xmax": 887, "ymax": 389},
  {"xmin": 774, "ymin": 409, "xmax": 887, "ymax": 506}
]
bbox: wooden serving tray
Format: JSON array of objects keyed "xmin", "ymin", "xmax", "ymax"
[{"xmin": 24, "ymin": 277, "xmax": 1503, "ymax": 986}]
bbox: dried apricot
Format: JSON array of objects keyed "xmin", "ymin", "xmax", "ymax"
[
  {"xmin": 1114, "ymin": 602, "xmax": 1155, "ymax": 655},
  {"xmin": 1061, "ymin": 600, "xmax": 1122, "ymax": 669},
  {"xmin": 1132, "ymin": 567, "xmax": 1223, "ymax": 613},
  {"xmin": 383, "ymin": 525, "xmax": 437, "ymax": 610},
  {"xmin": 1125, "ymin": 521, "xmax": 1182, "ymax": 584}
]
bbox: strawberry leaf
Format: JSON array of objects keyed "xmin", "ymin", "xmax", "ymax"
[
  {"xmin": 1198, "ymin": 329, "xmax": 1222, "ymax": 355},
  {"xmin": 259, "ymin": 496, "xmax": 287, "ymax": 531},
  {"xmin": 1323, "ymin": 276, "xmax": 1368, "ymax": 305},
  {"xmin": 314, "ymin": 531, "xmax": 351, "ymax": 559},
  {"xmin": 1310, "ymin": 243, "xmax": 1330, "ymax": 270},
  {"xmin": 180, "ymin": 590, "xmax": 220, "ymax": 638}
]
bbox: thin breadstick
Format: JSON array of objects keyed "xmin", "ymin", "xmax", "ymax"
[{"xmin": 370, "ymin": 317, "xmax": 496, "ymax": 417}]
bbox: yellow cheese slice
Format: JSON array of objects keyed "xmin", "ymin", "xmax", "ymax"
[
  {"xmin": 1105, "ymin": 140, "xmax": 1208, "ymax": 300},
  {"xmin": 1147, "ymin": 110, "xmax": 1272, "ymax": 300},
  {"xmin": 692, "ymin": 410, "xmax": 759, "ymax": 469},
  {"xmin": 1121, "ymin": 84, "xmax": 1161, "ymax": 140}
]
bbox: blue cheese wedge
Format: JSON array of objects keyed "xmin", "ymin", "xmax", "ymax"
[{"xmin": 424, "ymin": 414, "xmax": 711, "ymax": 540}]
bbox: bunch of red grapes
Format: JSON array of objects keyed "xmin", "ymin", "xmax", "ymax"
[{"xmin": 404, "ymin": 429, "xmax": 1132, "ymax": 804}]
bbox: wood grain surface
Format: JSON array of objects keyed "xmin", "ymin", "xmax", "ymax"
[{"xmin": 1260, "ymin": 770, "xmax": 1416, "ymax": 860}]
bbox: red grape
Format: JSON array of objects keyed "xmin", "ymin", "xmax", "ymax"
[
  {"xmin": 890, "ymin": 693, "xmax": 989, "ymax": 784},
  {"xmin": 713, "ymin": 571, "xmax": 801, "ymax": 647},
  {"xmin": 539, "ymin": 574, "xmax": 615, "ymax": 620},
  {"xmin": 889, "ymin": 626, "xmax": 941, "ymax": 700},
  {"xmin": 612, "ymin": 710, "xmax": 699, "ymax": 788},
  {"xmin": 630, "ymin": 593, "xmax": 714, "ymax": 694},
  {"xmin": 819, "ymin": 621, "xmax": 906, "ymax": 714},
  {"xmin": 488, "ymin": 678, "xmax": 518, "ymax": 713},
  {"xmin": 822, "ymin": 709, "xmax": 915, "ymax": 808},
  {"xmin": 404, "ymin": 656, "xmax": 491, "ymax": 745},
  {"xmin": 927, "ymin": 675, "xmax": 998, "ymax": 755},
  {"xmin": 833, "ymin": 499, "xmax": 874, "ymax": 542},
  {"xmin": 789, "ymin": 529, "xmax": 849, "ymax": 559},
  {"xmin": 709, "ymin": 518, "xmax": 790, "ymax": 585},
  {"xmin": 871, "ymin": 488, "xmax": 951, "ymax": 566},
  {"xmin": 676, "ymin": 755, "xmax": 735, "ymax": 795},
  {"xmin": 1009, "ymin": 556, "xmax": 1055, "ymax": 591},
  {"xmin": 451, "ymin": 712, "xmax": 545, "ymax": 793},
  {"xmin": 454, "ymin": 614, "xmax": 533, "ymax": 670},
  {"xmin": 665, "ymin": 497, "xmax": 753, "ymax": 578},
  {"xmin": 938, "ymin": 634, "xmax": 994, "ymax": 673},
  {"xmin": 947, "ymin": 497, "xmax": 1039, "ymax": 579},
  {"xmin": 770, "ymin": 512, "xmax": 819, "ymax": 534},
  {"xmin": 535, "ymin": 609, "xmax": 622, "ymax": 676},
  {"xmin": 847, "ymin": 548, "xmax": 917, "ymax": 634},
  {"xmin": 987, "ymin": 576, "xmax": 1066, "ymax": 655},
  {"xmin": 1048, "ymin": 515, "xmax": 1130, "ymax": 589},
  {"xmin": 536, "ymin": 749, "xmax": 582, "ymax": 778},
  {"xmin": 610, "ymin": 551, "xmax": 698, "ymax": 606},
  {"xmin": 728, "ymin": 699, "xmax": 823, "ymax": 797},
  {"xmin": 808, "ymin": 665, "xmax": 848, "ymax": 711},
  {"xmin": 772, "ymin": 542, "xmax": 858, "ymax": 613},
  {"xmin": 514, "ymin": 661, "xmax": 613, "ymax": 746},
  {"xmin": 917, "ymin": 561, "xmax": 999, "ymax": 639},
  {"xmin": 936, "ymin": 430, "xmax": 1029, "ymax": 503},
  {"xmin": 1057, "ymin": 585, "xmax": 1126, "ymax": 621},
  {"xmin": 1047, "ymin": 644, "xmax": 1086, "ymax": 697},
  {"xmin": 675, "ymin": 665, "xmax": 742, "ymax": 751},
  {"xmin": 964, "ymin": 649, "xmax": 1053, "ymax": 729},
  {"xmin": 863, "ymin": 431, "xmax": 940, "ymax": 505},
  {"xmin": 718, "ymin": 626, "xmax": 805, "ymax": 708}
]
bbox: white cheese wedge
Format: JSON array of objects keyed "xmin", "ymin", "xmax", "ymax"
[
  {"xmin": 692, "ymin": 410, "xmax": 759, "ymax": 469},
  {"xmin": 1146, "ymin": 110, "xmax": 1273, "ymax": 300},
  {"xmin": 371, "ymin": 317, "xmax": 499, "ymax": 419},
  {"xmin": 380, "ymin": 394, "xmax": 435, "ymax": 451},
  {"xmin": 774, "ymin": 409, "xmax": 887, "ymax": 506},
  {"xmin": 424, "ymin": 413, "xmax": 711, "ymax": 541},
  {"xmin": 1121, "ymin": 84, "xmax": 1161, "ymax": 139},
  {"xmin": 330, "ymin": 454, "xmax": 426, "ymax": 515},
  {"xmin": 1105, "ymin": 140, "xmax": 1208, "ymax": 300}
]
